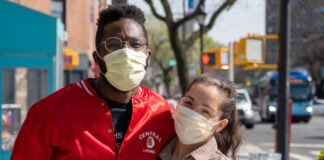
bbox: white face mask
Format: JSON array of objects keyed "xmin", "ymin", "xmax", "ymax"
[
  {"xmin": 97, "ymin": 48, "xmax": 148, "ymax": 91},
  {"xmin": 172, "ymin": 104, "xmax": 223, "ymax": 145}
]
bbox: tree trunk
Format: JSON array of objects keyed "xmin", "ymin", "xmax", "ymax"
[
  {"xmin": 169, "ymin": 28, "xmax": 189, "ymax": 95},
  {"xmin": 162, "ymin": 68, "xmax": 172, "ymax": 98}
]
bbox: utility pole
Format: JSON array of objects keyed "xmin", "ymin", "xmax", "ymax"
[
  {"xmin": 228, "ymin": 42, "xmax": 234, "ymax": 82},
  {"xmin": 276, "ymin": 0, "xmax": 290, "ymax": 159},
  {"xmin": 199, "ymin": 24, "xmax": 204, "ymax": 74}
]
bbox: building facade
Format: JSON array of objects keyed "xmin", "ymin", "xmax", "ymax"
[
  {"xmin": 265, "ymin": 0, "xmax": 324, "ymax": 84},
  {"xmin": 11, "ymin": 0, "xmax": 101, "ymax": 84}
]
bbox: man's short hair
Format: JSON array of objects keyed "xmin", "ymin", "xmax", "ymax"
[{"xmin": 95, "ymin": 4, "xmax": 148, "ymax": 48}]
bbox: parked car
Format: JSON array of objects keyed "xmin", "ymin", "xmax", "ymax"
[{"xmin": 236, "ymin": 89, "xmax": 255, "ymax": 129}]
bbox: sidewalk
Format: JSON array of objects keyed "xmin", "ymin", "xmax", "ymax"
[
  {"xmin": 235, "ymin": 141, "xmax": 281, "ymax": 160},
  {"xmin": 236, "ymin": 142, "xmax": 264, "ymax": 160}
]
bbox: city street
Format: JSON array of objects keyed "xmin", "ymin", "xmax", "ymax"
[{"xmin": 243, "ymin": 113, "xmax": 324, "ymax": 160}]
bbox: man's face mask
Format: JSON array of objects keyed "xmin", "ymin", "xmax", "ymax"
[{"xmin": 96, "ymin": 36, "xmax": 148, "ymax": 91}]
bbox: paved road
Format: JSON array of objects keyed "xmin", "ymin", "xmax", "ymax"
[{"xmin": 242, "ymin": 113, "xmax": 324, "ymax": 160}]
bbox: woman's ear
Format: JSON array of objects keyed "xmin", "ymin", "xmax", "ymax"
[{"xmin": 214, "ymin": 119, "xmax": 229, "ymax": 132}]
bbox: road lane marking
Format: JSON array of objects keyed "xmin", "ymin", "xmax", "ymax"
[
  {"xmin": 310, "ymin": 150, "xmax": 321, "ymax": 156},
  {"xmin": 289, "ymin": 152, "xmax": 313, "ymax": 160},
  {"xmin": 260, "ymin": 143, "xmax": 324, "ymax": 149}
]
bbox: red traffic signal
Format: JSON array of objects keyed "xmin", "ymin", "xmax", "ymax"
[{"xmin": 202, "ymin": 52, "xmax": 215, "ymax": 65}]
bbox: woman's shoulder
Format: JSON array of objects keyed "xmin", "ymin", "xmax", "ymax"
[
  {"xmin": 190, "ymin": 137, "xmax": 230, "ymax": 160},
  {"xmin": 157, "ymin": 137, "xmax": 177, "ymax": 160}
]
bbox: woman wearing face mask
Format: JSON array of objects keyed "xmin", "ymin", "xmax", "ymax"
[{"xmin": 158, "ymin": 72, "xmax": 242, "ymax": 160}]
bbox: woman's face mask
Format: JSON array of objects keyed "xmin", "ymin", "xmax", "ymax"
[
  {"xmin": 172, "ymin": 83, "xmax": 229, "ymax": 145},
  {"xmin": 172, "ymin": 104, "xmax": 224, "ymax": 145}
]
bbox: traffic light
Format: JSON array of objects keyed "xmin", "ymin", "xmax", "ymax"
[
  {"xmin": 235, "ymin": 33, "xmax": 278, "ymax": 70},
  {"xmin": 233, "ymin": 41, "xmax": 245, "ymax": 66},
  {"xmin": 202, "ymin": 48, "xmax": 229, "ymax": 70},
  {"xmin": 63, "ymin": 49, "xmax": 79, "ymax": 70},
  {"xmin": 202, "ymin": 52, "xmax": 215, "ymax": 65},
  {"xmin": 239, "ymin": 37, "xmax": 265, "ymax": 64}
]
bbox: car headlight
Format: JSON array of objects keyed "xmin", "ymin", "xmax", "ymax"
[
  {"xmin": 306, "ymin": 107, "xmax": 313, "ymax": 112},
  {"xmin": 269, "ymin": 106, "xmax": 276, "ymax": 112}
]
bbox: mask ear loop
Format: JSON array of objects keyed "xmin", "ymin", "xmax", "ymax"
[
  {"xmin": 95, "ymin": 43, "xmax": 107, "ymax": 76},
  {"xmin": 96, "ymin": 50, "xmax": 105, "ymax": 62},
  {"xmin": 96, "ymin": 51, "xmax": 107, "ymax": 77}
]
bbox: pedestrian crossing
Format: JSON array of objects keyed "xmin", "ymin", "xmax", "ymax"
[{"xmin": 256, "ymin": 142, "xmax": 323, "ymax": 160}]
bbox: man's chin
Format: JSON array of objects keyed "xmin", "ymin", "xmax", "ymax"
[{"xmin": 100, "ymin": 75, "xmax": 138, "ymax": 93}]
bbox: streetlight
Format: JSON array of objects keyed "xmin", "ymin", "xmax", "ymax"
[{"xmin": 196, "ymin": 5, "xmax": 206, "ymax": 74}]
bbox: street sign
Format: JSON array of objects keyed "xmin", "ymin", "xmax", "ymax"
[{"xmin": 168, "ymin": 59, "xmax": 177, "ymax": 67}]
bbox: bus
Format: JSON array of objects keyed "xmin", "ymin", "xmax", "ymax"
[{"xmin": 257, "ymin": 68, "xmax": 314, "ymax": 123}]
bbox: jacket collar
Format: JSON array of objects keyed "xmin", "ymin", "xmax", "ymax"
[{"xmin": 77, "ymin": 79, "xmax": 148, "ymax": 103}]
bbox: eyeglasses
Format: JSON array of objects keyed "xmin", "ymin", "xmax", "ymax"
[
  {"xmin": 99, "ymin": 37, "xmax": 147, "ymax": 53},
  {"xmin": 179, "ymin": 97, "xmax": 217, "ymax": 119}
]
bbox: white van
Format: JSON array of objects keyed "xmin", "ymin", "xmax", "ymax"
[{"xmin": 236, "ymin": 89, "xmax": 255, "ymax": 129}]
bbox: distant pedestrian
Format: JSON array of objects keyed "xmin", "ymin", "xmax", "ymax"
[
  {"xmin": 11, "ymin": 4, "xmax": 175, "ymax": 160},
  {"xmin": 158, "ymin": 72, "xmax": 242, "ymax": 160}
]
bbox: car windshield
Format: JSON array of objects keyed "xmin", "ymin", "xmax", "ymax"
[{"xmin": 237, "ymin": 93, "xmax": 247, "ymax": 103}]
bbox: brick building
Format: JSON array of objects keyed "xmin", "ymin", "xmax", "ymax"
[
  {"xmin": 2, "ymin": 0, "xmax": 103, "ymax": 126},
  {"xmin": 11, "ymin": 0, "xmax": 102, "ymax": 84}
]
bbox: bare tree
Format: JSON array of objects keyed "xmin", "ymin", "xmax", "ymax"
[
  {"xmin": 144, "ymin": 0, "xmax": 237, "ymax": 95},
  {"xmin": 293, "ymin": 34, "xmax": 324, "ymax": 84}
]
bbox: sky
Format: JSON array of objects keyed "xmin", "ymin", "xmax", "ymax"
[{"xmin": 128, "ymin": 0, "xmax": 266, "ymax": 45}]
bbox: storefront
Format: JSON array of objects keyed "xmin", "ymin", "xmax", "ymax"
[{"xmin": 0, "ymin": 1, "xmax": 64, "ymax": 159}]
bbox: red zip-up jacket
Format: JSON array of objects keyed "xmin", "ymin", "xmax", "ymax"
[{"xmin": 11, "ymin": 79, "xmax": 175, "ymax": 160}]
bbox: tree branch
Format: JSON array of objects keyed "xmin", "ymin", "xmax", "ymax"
[
  {"xmin": 184, "ymin": 0, "xmax": 236, "ymax": 51},
  {"xmin": 160, "ymin": 0, "xmax": 173, "ymax": 23},
  {"xmin": 174, "ymin": 0, "xmax": 206, "ymax": 30},
  {"xmin": 144, "ymin": 0, "xmax": 166, "ymax": 22}
]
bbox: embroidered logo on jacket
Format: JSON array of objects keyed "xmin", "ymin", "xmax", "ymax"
[{"xmin": 139, "ymin": 131, "xmax": 162, "ymax": 154}]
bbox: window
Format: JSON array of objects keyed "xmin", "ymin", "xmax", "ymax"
[
  {"xmin": 51, "ymin": 0, "xmax": 66, "ymax": 26},
  {"xmin": 296, "ymin": 24, "xmax": 301, "ymax": 31},
  {"xmin": 304, "ymin": 24, "xmax": 311, "ymax": 32},
  {"xmin": 321, "ymin": 23, "xmax": 324, "ymax": 30},
  {"xmin": 302, "ymin": 9, "xmax": 310, "ymax": 17},
  {"xmin": 313, "ymin": 24, "xmax": 317, "ymax": 31},
  {"xmin": 268, "ymin": 27, "xmax": 273, "ymax": 34},
  {"xmin": 321, "ymin": 7, "xmax": 324, "ymax": 15},
  {"xmin": 302, "ymin": 24, "xmax": 307, "ymax": 32}
]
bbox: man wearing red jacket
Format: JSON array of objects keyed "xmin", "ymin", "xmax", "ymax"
[{"xmin": 11, "ymin": 4, "xmax": 175, "ymax": 160}]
